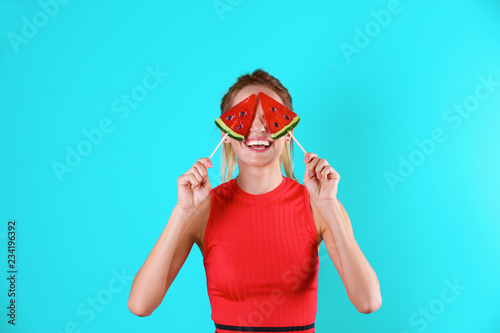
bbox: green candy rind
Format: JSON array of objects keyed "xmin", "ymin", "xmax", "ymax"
[
  {"xmin": 215, "ymin": 115, "xmax": 300, "ymax": 142},
  {"xmin": 214, "ymin": 118, "xmax": 245, "ymax": 141},
  {"xmin": 270, "ymin": 116, "xmax": 300, "ymax": 140}
]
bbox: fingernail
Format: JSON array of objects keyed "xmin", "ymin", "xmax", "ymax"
[{"xmin": 309, "ymin": 170, "xmax": 314, "ymax": 176}]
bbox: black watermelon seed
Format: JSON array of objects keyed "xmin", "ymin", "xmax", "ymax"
[
  {"xmin": 240, "ymin": 111, "xmax": 245, "ymax": 116},
  {"xmin": 271, "ymin": 107, "xmax": 276, "ymax": 112},
  {"xmin": 284, "ymin": 115, "xmax": 290, "ymax": 120},
  {"xmin": 227, "ymin": 115, "xmax": 232, "ymax": 120},
  {"xmin": 274, "ymin": 122, "xmax": 279, "ymax": 127},
  {"xmin": 238, "ymin": 124, "xmax": 242, "ymax": 130}
]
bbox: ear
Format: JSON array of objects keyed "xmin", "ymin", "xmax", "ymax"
[{"xmin": 221, "ymin": 131, "xmax": 230, "ymax": 143}]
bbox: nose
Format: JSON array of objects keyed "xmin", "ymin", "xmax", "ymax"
[{"xmin": 249, "ymin": 107, "xmax": 268, "ymax": 132}]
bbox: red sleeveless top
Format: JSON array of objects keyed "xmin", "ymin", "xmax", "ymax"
[{"xmin": 204, "ymin": 175, "xmax": 319, "ymax": 333}]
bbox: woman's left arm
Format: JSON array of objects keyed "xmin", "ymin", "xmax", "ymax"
[{"xmin": 304, "ymin": 152, "xmax": 382, "ymax": 314}]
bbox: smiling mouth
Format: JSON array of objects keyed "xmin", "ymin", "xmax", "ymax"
[{"xmin": 244, "ymin": 140, "xmax": 274, "ymax": 152}]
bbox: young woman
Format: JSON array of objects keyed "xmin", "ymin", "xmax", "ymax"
[{"xmin": 128, "ymin": 69, "xmax": 381, "ymax": 332}]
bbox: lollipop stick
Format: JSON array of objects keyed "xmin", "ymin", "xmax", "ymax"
[
  {"xmin": 209, "ymin": 132, "xmax": 229, "ymax": 160},
  {"xmin": 289, "ymin": 132, "xmax": 306, "ymax": 154}
]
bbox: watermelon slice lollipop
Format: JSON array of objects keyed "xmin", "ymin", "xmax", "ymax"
[
  {"xmin": 214, "ymin": 94, "xmax": 258, "ymax": 141},
  {"xmin": 257, "ymin": 92, "xmax": 300, "ymax": 140},
  {"xmin": 209, "ymin": 91, "xmax": 306, "ymax": 160}
]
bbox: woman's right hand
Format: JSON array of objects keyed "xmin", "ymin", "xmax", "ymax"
[{"xmin": 176, "ymin": 158, "xmax": 213, "ymax": 211}]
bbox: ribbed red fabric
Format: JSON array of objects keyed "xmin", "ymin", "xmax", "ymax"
[{"xmin": 204, "ymin": 175, "xmax": 319, "ymax": 333}]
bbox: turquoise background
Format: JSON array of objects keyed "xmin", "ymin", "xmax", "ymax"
[{"xmin": 1, "ymin": 0, "xmax": 499, "ymax": 332}]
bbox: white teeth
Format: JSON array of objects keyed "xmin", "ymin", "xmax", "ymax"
[{"xmin": 245, "ymin": 140, "xmax": 271, "ymax": 147}]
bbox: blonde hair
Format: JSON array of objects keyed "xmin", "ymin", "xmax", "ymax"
[{"xmin": 219, "ymin": 69, "xmax": 297, "ymax": 184}]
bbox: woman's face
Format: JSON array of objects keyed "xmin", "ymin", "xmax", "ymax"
[{"xmin": 223, "ymin": 85, "xmax": 291, "ymax": 168}]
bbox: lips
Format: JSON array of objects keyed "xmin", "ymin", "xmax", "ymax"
[{"xmin": 243, "ymin": 137, "xmax": 274, "ymax": 153}]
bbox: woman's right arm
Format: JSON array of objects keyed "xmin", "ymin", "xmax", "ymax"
[{"xmin": 127, "ymin": 158, "xmax": 213, "ymax": 317}]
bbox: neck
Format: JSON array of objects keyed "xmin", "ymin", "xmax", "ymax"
[{"xmin": 236, "ymin": 160, "xmax": 284, "ymax": 195}]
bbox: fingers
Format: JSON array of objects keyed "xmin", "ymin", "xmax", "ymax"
[
  {"xmin": 198, "ymin": 157, "xmax": 213, "ymax": 169},
  {"xmin": 304, "ymin": 152, "xmax": 317, "ymax": 163},
  {"xmin": 315, "ymin": 160, "xmax": 330, "ymax": 179},
  {"xmin": 195, "ymin": 158, "xmax": 213, "ymax": 181},
  {"xmin": 178, "ymin": 173, "xmax": 197, "ymax": 187},
  {"xmin": 304, "ymin": 153, "xmax": 335, "ymax": 180},
  {"xmin": 191, "ymin": 166, "xmax": 204, "ymax": 184},
  {"xmin": 319, "ymin": 165, "xmax": 334, "ymax": 180},
  {"xmin": 180, "ymin": 158, "xmax": 213, "ymax": 188},
  {"xmin": 304, "ymin": 153, "xmax": 319, "ymax": 177}
]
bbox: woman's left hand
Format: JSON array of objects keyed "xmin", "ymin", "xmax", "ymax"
[{"xmin": 303, "ymin": 152, "xmax": 340, "ymax": 202}]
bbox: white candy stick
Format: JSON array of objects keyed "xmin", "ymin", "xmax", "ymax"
[
  {"xmin": 209, "ymin": 132, "xmax": 229, "ymax": 160},
  {"xmin": 289, "ymin": 132, "xmax": 306, "ymax": 154}
]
